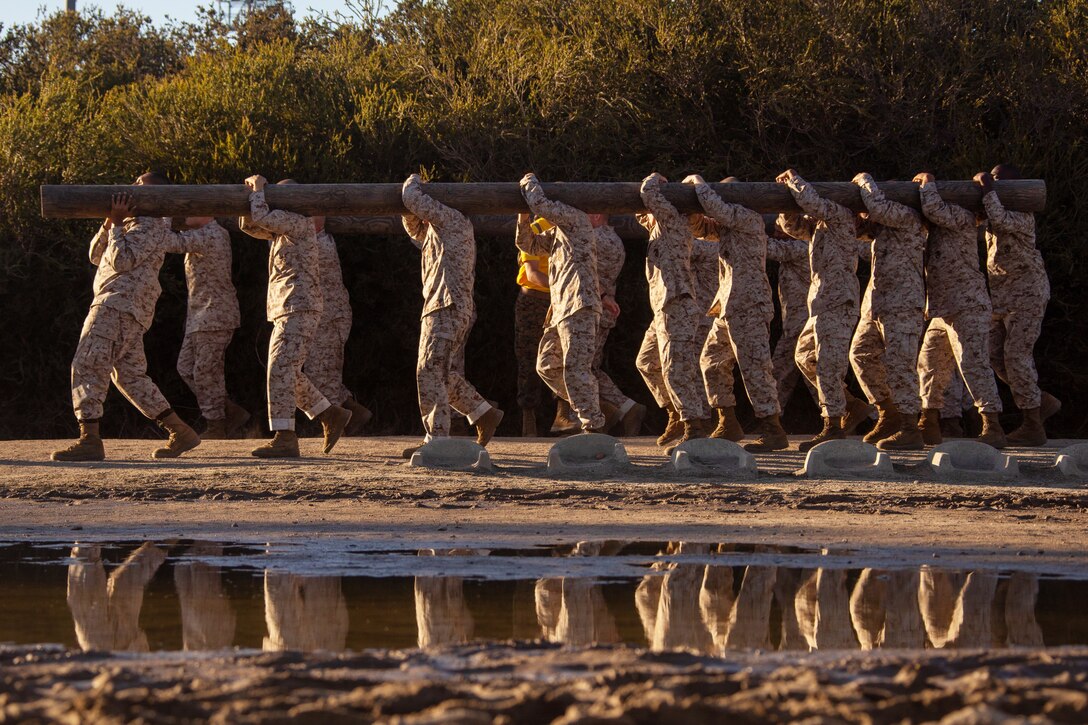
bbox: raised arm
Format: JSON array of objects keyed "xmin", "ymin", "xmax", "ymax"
[
  {"xmin": 916, "ymin": 175, "xmax": 974, "ymax": 229},
  {"xmin": 402, "ymin": 174, "xmax": 470, "ymax": 235},
  {"xmin": 639, "ymin": 173, "xmax": 685, "ymax": 233},
  {"xmin": 776, "ymin": 213, "xmax": 816, "ymax": 242},
  {"xmin": 400, "ymin": 213, "xmax": 427, "ymax": 250},
  {"xmin": 779, "ymin": 169, "xmax": 849, "ymax": 222},
  {"xmin": 89, "ymin": 223, "xmax": 110, "ymax": 266},
  {"xmin": 853, "ymin": 173, "xmax": 919, "ymax": 229},
  {"xmin": 238, "ymin": 215, "xmax": 275, "ymax": 241},
  {"xmin": 248, "ymin": 190, "xmax": 311, "ymax": 238},
  {"xmin": 519, "ymin": 173, "xmax": 591, "ymax": 232},
  {"xmin": 982, "ymin": 190, "xmax": 1034, "ymax": 235},
  {"xmin": 176, "ymin": 220, "xmax": 225, "ymax": 255},
  {"xmin": 689, "ymin": 177, "xmax": 764, "ymax": 236},
  {"xmin": 514, "ymin": 212, "xmax": 550, "ymax": 256},
  {"xmin": 766, "ymin": 236, "xmax": 809, "ymax": 264}
]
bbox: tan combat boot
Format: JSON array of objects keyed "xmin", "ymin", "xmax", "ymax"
[
  {"xmin": 798, "ymin": 416, "xmax": 845, "ymax": 453},
  {"xmin": 51, "ymin": 421, "xmax": 105, "ymax": 462},
  {"xmin": 318, "ymin": 404, "xmax": 352, "ymax": 454},
  {"xmin": 600, "ymin": 400, "xmax": 622, "ymax": 434},
  {"xmin": 863, "ymin": 398, "xmax": 900, "ymax": 445},
  {"xmin": 550, "ymin": 399, "xmax": 580, "ymax": 435},
  {"xmin": 842, "ymin": 394, "xmax": 875, "ymax": 436},
  {"xmin": 744, "ymin": 414, "xmax": 789, "ymax": 452},
  {"xmin": 252, "ymin": 430, "xmax": 300, "ymax": 458},
  {"xmin": 877, "ymin": 418, "xmax": 925, "ymax": 451},
  {"xmin": 665, "ymin": 418, "xmax": 709, "ymax": 455},
  {"xmin": 977, "ymin": 412, "xmax": 1007, "ymax": 449},
  {"xmin": 203, "ymin": 418, "xmax": 228, "ymax": 440},
  {"xmin": 621, "ymin": 402, "xmax": 647, "ymax": 437},
  {"xmin": 225, "ymin": 400, "xmax": 251, "ymax": 438},
  {"xmin": 475, "ymin": 406, "xmax": 504, "ymax": 446},
  {"xmin": 918, "ymin": 408, "xmax": 942, "ymax": 446},
  {"xmin": 1040, "ymin": 392, "xmax": 1061, "ymax": 422},
  {"xmin": 1006, "ymin": 407, "xmax": 1046, "ymax": 447},
  {"xmin": 708, "ymin": 406, "xmax": 744, "ymax": 441},
  {"xmin": 940, "ymin": 416, "xmax": 963, "ymax": 439},
  {"xmin": 521, "ymin": 408, "xmax": 538, "ymax": 437},
  {"xmin": 343, "ymin": 398, "xmax": 373, "ymax": 436},
  {"xmin": 656, "ymin": 406, "xmax": 684, "ymax": 447},
  {"xmin": 152, "ymin": 412, "xmax": 201, "ymax": 459}
]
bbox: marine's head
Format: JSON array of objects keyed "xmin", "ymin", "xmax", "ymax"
[
  {"xmin": 135, "ymin": 170, "xmax": 169, "ymax": 186},
  {"xmin": 991, "ymin": 163, "xmax": 1021, "ymax": 181}
]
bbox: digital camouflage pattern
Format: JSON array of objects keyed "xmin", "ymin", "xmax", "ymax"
[
  {"xmin": 591, "ymin": 224, "xmax": 633, "ymax": 408},
  {"xmin": 850, "ymin": 312, "xmax": 924, "ymax": 415},
  {"xmin": 180, "ymin": 220, "xmax": 240, "ymax": 335},
  {"xmin": 766, "ymin": 233, "xmax": 817, "ymax": 407},
  {"xmin": 304, "ymin": 315, "xmax": 353, "ymax": 406},
  {"xmin": 266, "ymin": 311, "xmax": 330, "ymax": 430},
  {"xmin": 401, "ymin": 174, "xmax": 476, "ymax": 319},
  {"xmin": 240, "ymin": 191, "xmax": 324, "ymax": 321},
  {"xmin": 416, "ymin": 304, "xmax": 490, "ymax": 438},
  {"xmin": 918, "ymin": 183, "xmax": 990, "ymax": 319},
  {"xmin": 176, "ymin": 329, "xmax": 233, "ymax": 420},
  {"xmin": 636, "ymin": 295, "xmax": 710, "ymax": 422},
  {"xmin": 639, "ymin": 173, "xmax": 695, "ymax": 313},
  {"xmin": 918, "ymin": 313, "xmax": 1002, "ymax": 413},
  {"xmin": 537, "ymin": 308, "xmax": 606, "ymax": 430},
  {"xmin": 700, "ymin": 315, "xmax": 781, "ymax": 417},
  {"xmin": 794, "ymin": 303, "xmax": 859, "ymax": 418}
]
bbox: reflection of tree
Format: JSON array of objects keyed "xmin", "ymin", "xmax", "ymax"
[
  {"xmin": 414, "ymin": 549, "xmax": 477, "ymax": 648},
  {"xmin": 849, "ymin": 569, "xmax": 924, "ymax": 650},
  {"xmin": 174, "ymin": 543, "xmax": 236, "ymax": 651},
  {"xmin": 66, "ymin": 542, "xmax": 166, "ymax": 652},
  {"xmin": 263, "ymin": 572, "xmax": 348, "ymax": 652},
  {"xmin": 795, "ymin": 569, "xmax": 857, "ymax": 650}
]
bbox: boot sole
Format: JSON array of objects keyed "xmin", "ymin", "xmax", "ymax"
[
  {"xmin": 152, "ymin": 437, "xmax": 201, "ymax": 459},
  {"xmin": 322, "ymin": 408, "xmax": 353, "ymax": 454},
  {"xmin": 251, "ymin": 449, "xmax": 300, "ymax": 458}
]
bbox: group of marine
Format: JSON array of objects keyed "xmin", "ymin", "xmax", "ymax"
[{"xmin": 50, "ymin": 164, "xmax": 1055, "ymax": 462}]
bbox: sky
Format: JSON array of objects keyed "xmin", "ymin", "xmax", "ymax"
[{"xmin": 1, "ymin": 0, "xmax": 375, "ymax": 28}]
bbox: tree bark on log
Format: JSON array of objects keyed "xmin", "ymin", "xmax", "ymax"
[{"xmin": 40, "ymin": 179, "xmax": 1045, "ymax": 219}]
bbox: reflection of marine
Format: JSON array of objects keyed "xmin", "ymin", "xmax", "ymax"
[
  {"xmin": 701, "ymin": 563, "xmax": 777, "ymax": 651},
  {"xmin": 66, "ymin": 542, "xmax": 166, "ymax": 652},
  {"xmin": 795, "ymin": 569, "xmax": 857, "ymax": 650},
  {"xmin": 263, "ymin": 572, "xmax": 348, "ymax": 652},
  {"xmin": 636, "ymin": 543, "xmax": 714, "ymax": 653},
  {"xmin": 535, "ymin": 541, "xmax": 621, "ymax": 646},
  {"xmin": 772, "ymin": 567, "xmax": 809, "ymax": 651},
  {"xmin": 920, "ymin": 568, "xmax": 1043, "ymax": 649},
  {"xmin": 848, "ymin": 569, "xmax": 924, "ymax": 650},
  {"xmin": 174, "ymin": 543, "xmax": 236, "ymax": 651},
  {"xmin": 415, "ymin": 549, "xmax": 477, "ymax": 648}
]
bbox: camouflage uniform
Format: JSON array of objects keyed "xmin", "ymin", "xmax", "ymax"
[
  {"xmin": 240, "ymin": 191, "xmax": 330, "ymax": 431},
  {"xmin": 690, "ymin": 182, "xmax": 780, "ymax": 418},
  {"xmin": 303, "ymin": 230, "xmax": 355, "ymax": 406},
  {"xmin": 690, "ymin": 236, "xmax": 720, "ymax": 349},
  {"xmin": 176, "ymin": 220, "xmax": 240, "ymax": 422},
  {"xmin": 591, "ymin": 224, "xmax": 636, "ymax": 411},
  {"xmin": 779, "ymin": 174, "xmax": 860, "ymax": 418},
  {"xmin": 848, "ymin": 174, "xmax": 927, "ymax": 415},
  {"xmin": 517, "ymin": 174, "xmax": 604, "ymax": 430},
  {"xmin": 635, "ymin": 174, "xmax": 710, "ymax": 422},
  {"xmin": 72, "ymin": 217, "xmax": 193, "ymax": 421},
  {"xmin": 766, "ymin": 233, "xmax": 818, "ymax": 407},
  {"xmin": 917, "ymin": 184, "xmax": 1001, "ymax": 413},
  {"xmin": 402, "ymin": 175, "xmax": 492, "ymax": 439},
  {"xmin": 983, "ymin": 191, "xmax": 1049, "ymax": 409}
]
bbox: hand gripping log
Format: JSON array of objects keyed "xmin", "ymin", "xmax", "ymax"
[{"xmin": 39, "ymin": 180, "xmax": 1045, "ymax": 219}]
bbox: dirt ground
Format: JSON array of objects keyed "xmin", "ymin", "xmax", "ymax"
[{"xmin": 1, "ymin": 436, "xmax": 1087, "ymax": 722}]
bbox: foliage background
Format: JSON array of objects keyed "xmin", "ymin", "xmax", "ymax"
[{"xmin": 0, "ymin": 0, "xmax": 1085, "ymax": 439}]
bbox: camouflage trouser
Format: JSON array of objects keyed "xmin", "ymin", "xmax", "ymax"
[
  {"xmin": 537, "ymin": 308, "xmax": 605, "ymax": 430},
  {"xmin": 849, "ymin": 310, "xmax": 924, "ymax": 415},
  {"xmin": 700, "ymin": 313, "xmax": 781, "ymax": 417},
  {"xmin": 989, "ymin": 305, "xmax": 1046, "ymax": 409},
  {"xmin": 940, "ymin": 370, "xmax": 971, "ymax": 418},
  {"xmin": 267, "ymin": 311, "xmax": 330, "ymax": 430},
  {"xmin": 918, "ymin": 310, "xmax": 1002, "ymax": 413},
  {"xmin": 794, "ymin": 303, "xmax": 858, "ymax": 418},
  {"xmin": 636, "ymin": 295, "xmax": 710, "ymax": 422},
  {"xmin": 304, "ymin": 315, "xmax": 353, "ymax": 406},
  {"xmin": 514, "ymin": 291, "xmax": 550, "ymax": 410},
  {"xmin": 772, "ymin": 312, "xmax": 818, "ymax": 409},
  {"xmin": 417, "ymin": 305, "xmax": 490, "ymax": 438},
  {"xmin": 177, "ymin": 329, "xmax": 233, "ymax": 420},
  {"xmin": 593, "ymin": 316, "xmax": 635, "ymax": 409},
  {"xmin": 71, "ymin": 305, "xmax": 169, "ymax": 421}
]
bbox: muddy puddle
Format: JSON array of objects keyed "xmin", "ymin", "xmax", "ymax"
[{"xmin": 1, "ymin": 539, "xmax": 1085, "ymax": 654}]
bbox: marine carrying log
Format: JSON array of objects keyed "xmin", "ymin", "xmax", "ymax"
[{"xmin": 39, "ymin": 179, "xmax": 1046, "ymax": 219}]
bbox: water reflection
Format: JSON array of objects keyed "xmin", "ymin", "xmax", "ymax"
[{"xmin": 28, "ymin": 540, "xmax": 1081, "ymax": 654}]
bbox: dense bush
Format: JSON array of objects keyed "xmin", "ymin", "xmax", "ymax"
[{"xmin": 0, "ymin": 0, "xmax": 1085, "ymax": 438}]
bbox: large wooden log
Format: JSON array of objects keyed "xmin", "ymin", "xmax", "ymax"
[
  {"xmin": 40, "ymin": 179, "xmax": 1045, "ymax": 219},
  {"xmin": 322, "ymin": 214, "xmax": 654, "ymax": 240}
]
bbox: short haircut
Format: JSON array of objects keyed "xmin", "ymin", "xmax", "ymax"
[
  {"xmin": 993, "ymin": 163, "xmax": 1021, "ymax": 179},
  {"xmin": 721, "ymin": 176, "xmax": 740, "ymax": 183},
  {"xmin": 277, "ymin": 178, "xmax": 299, "ymax": 185},
  {"xmin": 138, "ymin": 170, "xmax": 170, "ymax": 185}
]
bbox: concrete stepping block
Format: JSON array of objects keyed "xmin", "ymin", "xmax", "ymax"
[
  {"xmin": 409, "ymin": 438, "xmax": 493, "ymax": 472},
  {"xmin": 1054, "ymin": 443, "xmax": 1088, "ymax": 478},
  {"xmin": 670, "ymin": 438, "xmax": 758, "ymax": 476},
  {"xmin": 802, "ymin": 439, "xmax": 893, "ymax": 478},
  {"xmin": 927, "ymin": 440, "xmax": 1018, "ymax": 481},
  {"xmin": 546, "ymin": 433, "xmax": 628, "ymax": 476}
]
